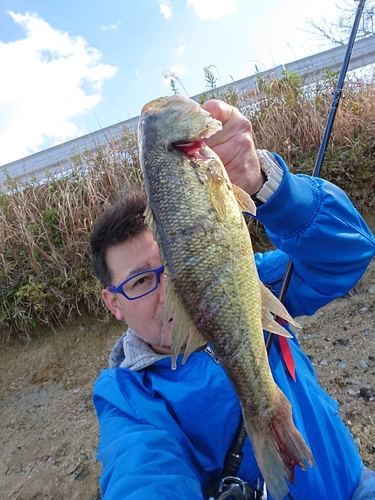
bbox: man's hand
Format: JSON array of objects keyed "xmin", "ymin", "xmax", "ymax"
[{"xmin": 201, "ymin": 99, "xmax": 265, "ymax": 196}]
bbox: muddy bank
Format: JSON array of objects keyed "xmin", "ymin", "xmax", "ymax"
[
  {"xmin": 1, "ymin": 214, "xmax": 374, "ymax": 499},
  {"xmin": 0, "ymin": 318, "xmax": 124, "ymax": 499}
]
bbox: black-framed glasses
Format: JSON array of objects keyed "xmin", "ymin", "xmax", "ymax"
[{"xmin": 107, "ymin": 265, "xmax": 166, "ymax": 300}]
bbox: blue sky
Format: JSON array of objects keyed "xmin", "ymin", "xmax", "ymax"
[{"xmin": 0, "ymin": 0, "xmax": 341, "ymax": 166}]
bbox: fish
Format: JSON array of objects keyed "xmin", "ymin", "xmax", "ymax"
[{"xmin": 138, "ymin": 94, "xmax": 314, "ymax": 500}]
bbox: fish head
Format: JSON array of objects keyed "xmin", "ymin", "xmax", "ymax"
[{"xmin": 139, "ymin": 95, "xmax": 222, "ymax": 158}]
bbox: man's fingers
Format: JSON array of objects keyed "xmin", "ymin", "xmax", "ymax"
[
  {"xmin": 201, "ymin": 99, "xmax": 262, "ymax": 195},
  {"xmin": 201, "ymin": 99, "xmax": 235, "ymax": 126}
]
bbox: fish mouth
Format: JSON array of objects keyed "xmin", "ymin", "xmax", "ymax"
[
  {"xmin": 173, "ymin": 139, "xmax": 208, "ymax": 160},
  {"xmin": 140, "ymin": 95, "xmax": 222, "ymax": 159},
  {"xmin": 172, "ymin": 112, "xmax": 222, "ymax": 160}
]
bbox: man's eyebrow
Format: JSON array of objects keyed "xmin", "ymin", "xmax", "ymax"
[{"xmin": 125, "ymin": 265, "xmax": 151, "ymax": 280}]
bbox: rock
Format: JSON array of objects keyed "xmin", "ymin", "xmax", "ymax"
[
  {"xmin": 359, "ymin": 360, "xmax": 369, "ymax": 369},
  {"xmin": 320, "ymin": 359, "xmax": 328, "ymax": 366},
  {"xmin": 337, "ymin": 362, "xmax": 348, "ymax": 369},
  {"xmin": 354, "ymin": 437, "xmax": 361, "ymax": 448},
  {"xmin": 333, "ymin": 338, "xmax": 350, "ymax": 346},
  {"xmin": 368, "ymin": 285, "xmax": 375, "ymax": 294},
  {"xmin": 359, "ymin": 387, "xmax": 373, "ymax": 401},
  {"xmin": 333, "ymin": 376, "xmax": 346, "ymax": 387}
]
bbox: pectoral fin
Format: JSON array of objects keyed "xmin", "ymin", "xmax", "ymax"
[{"xmin": 232, "ymin": 184, "xmax": 257, "ymax": 215}]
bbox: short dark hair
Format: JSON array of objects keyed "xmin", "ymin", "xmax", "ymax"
[{"xmin": 90, "ymin": 184, "xmax": 147, "ymax": 287}]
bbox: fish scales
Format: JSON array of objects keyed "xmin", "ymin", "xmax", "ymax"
[{"xmin": 139, "ymin": 95, "xmax": 314, "ymax": 500}]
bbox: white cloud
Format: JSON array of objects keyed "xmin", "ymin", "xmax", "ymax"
[
  {"xmin": 0, "ymin": 11, "xmax": 117, "ymax": 165},
  {"xmin": 187, "ymin": 0, "xmax": 236, "ymax": 20},
  {"xmin": 169, "ymin": 64, "xmax": 187, "ymax": 77},
  {"xmin": 101, "ymin": 22, "xmax": 121, "ymax": 31},
  {"xmin": 163, "ymin": 64, "xmax": 187, "ymax": 88},
  {"xmin": 177, "ymin": 45, "xmax": 186, "ymax": 55},
  {"xmin": 159, "ymin": 0, "xmax": 172, "ymax": 19}
]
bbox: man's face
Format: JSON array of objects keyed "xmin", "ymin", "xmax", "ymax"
[{"xmin": 101, "ymin": 230, "xmax": 173, "ymax": 354}]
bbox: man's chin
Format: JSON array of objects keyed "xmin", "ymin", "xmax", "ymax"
[{"xmin": 149, "ymin": 343, "xmax": 185, "ymax": 355}]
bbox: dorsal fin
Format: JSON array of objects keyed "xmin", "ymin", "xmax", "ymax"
[
  {"xmin": 205, "ymin": 159, "xmax": 228, "ymax": 220},
  {"xmin": 162, "ymin": 277, "xmax": 207, "ymax": 369},
  {"xmin": 144, "ymin": 205, "xmax": 156, "ymax": 234},
  {"xmin": 260, "ymin": 282, "xmax": 300, "ymax": 337},
  {"xmin": 182, "ymin": 327, "xmax": 207, "ymax": 364}
]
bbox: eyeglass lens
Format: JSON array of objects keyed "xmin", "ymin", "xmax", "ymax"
[{"xmin": 123, "ymin": 270, "xmax": 159, "ymax": 299}]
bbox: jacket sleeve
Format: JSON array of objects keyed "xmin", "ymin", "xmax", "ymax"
[
  {"xmin": 93, "ymin": 370, "xmax": 204, "ymax": 500},
  {"xmin": 254, "ymin": 154, "xmax": 375, "ymax": 318}
]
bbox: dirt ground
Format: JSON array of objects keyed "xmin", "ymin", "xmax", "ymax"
[{"xmin": 1, "ymin": 219, "xmax": 374, "ymax": 499}]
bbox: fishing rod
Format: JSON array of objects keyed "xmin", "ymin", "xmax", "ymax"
[
  {"xmin": 266, "ymin": 0, "xmax": 367, "ymax": 350},
  {"xmin": 209, "ymin": 1, "xmax": 367, "ymax": 497}
]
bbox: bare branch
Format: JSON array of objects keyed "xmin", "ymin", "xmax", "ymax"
[{"xmin": 303, "ymin": 0, "xmax": 375, "ymax": 46}]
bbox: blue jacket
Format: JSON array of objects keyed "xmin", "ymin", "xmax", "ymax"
[{"xmin": 93, "ymin": 156, "xmax": 375, "ymax": 499}]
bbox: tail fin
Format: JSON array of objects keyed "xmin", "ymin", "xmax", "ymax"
[{"xmin": 244, "ymin": 388, "xmax": 314, "ymax": 500}]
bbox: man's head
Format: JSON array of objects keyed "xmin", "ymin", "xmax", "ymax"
[
  {"xmin": 90, "ymin": 185, "xmax": 147, "ymax": 288},
  {"xmin": 90, "ymin": 184, "xmax": 172, "ymax": 353}
]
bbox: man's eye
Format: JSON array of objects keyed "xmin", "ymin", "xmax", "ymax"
[
  {"xmin": 134, "ymin": 276, "xmax": 148, "ymax": 286},
  {"xmin": 132, "ymin": 274, "xmax": 153, "ymax": 289}
]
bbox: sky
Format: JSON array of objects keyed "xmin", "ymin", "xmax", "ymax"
[{"xmin": 0, "ymin": 0, "xmax": 343, "ymax": 167}]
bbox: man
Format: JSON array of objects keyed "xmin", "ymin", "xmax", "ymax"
[{"xmin": 90, "ymin": 100, "xmax": 375, "ymax": 499}]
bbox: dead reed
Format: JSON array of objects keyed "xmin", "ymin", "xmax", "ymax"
[
  {"xmin": 0, "ymin": 70, "xmax": 374, "ymax": 341},
  {"xmin": 244, "ymin": 70, "xmax": 375, "ymax": 207},
  {"xmin": 0, "ymin": 129, "xmax": 142, "ymax": 341}
]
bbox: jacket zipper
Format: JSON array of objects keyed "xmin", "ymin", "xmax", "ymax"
[{"xmin": 204, "ymin": 345, "xmax": 220, "ymax": 364}]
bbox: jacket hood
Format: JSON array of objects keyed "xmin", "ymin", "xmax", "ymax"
[{"xmin": 108, "ymin": 328, "xmax": 170, "ymax": 371}]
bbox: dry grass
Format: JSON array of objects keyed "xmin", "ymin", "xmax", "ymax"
[
  {"xmin": 1, "ymin": 70, "xmax": 375, "ymax": 341},
  {"xmin": 243, "ymin": 71, "xmax": 375, "ymax": 208},
  {"xmin": 0, "ymin": 129, "xmax": 142, "ymax": 341}
]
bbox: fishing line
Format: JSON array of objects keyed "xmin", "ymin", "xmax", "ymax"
[{"xmin": 212, "ymin": 1, "xmax": 367, "ymax": 498}]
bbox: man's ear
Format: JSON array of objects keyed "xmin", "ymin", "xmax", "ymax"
[{"xmin": 102, "ymin": 289, "xmax": 125, "ymax": 321}]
